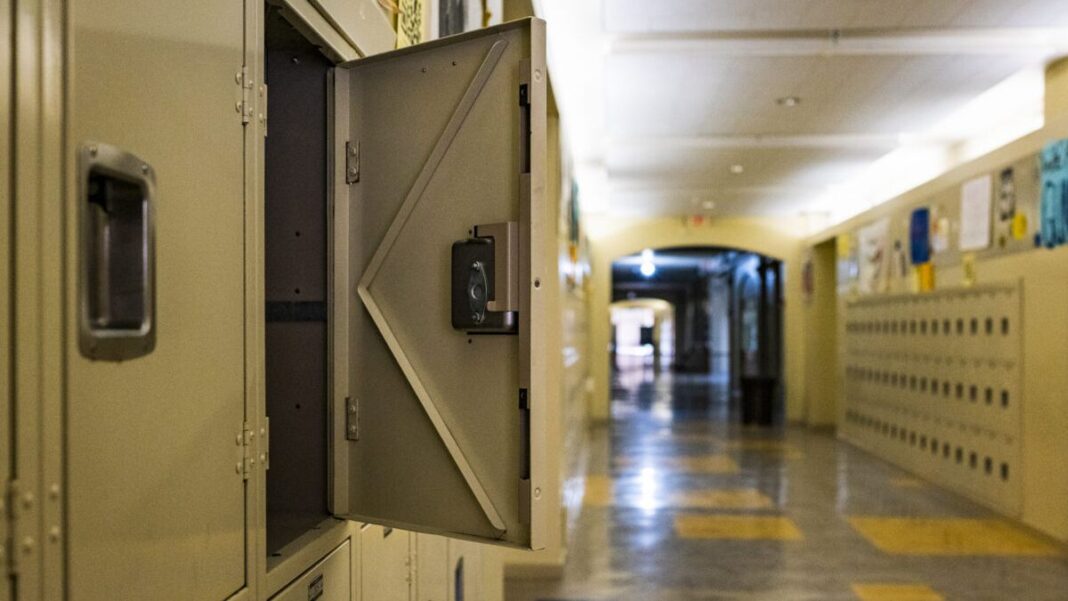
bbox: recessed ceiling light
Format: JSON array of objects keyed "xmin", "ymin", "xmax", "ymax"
[
  {"xmin": 701, "ymin": 200, "xmax": 715, "ymax": 210},
  {"xmin": 729, "ymin": 164, "xmax": 745, "ymax": 174},
  {"xmin": 776, "ymin": 96, "xmax": 801, "ymax": 107}
]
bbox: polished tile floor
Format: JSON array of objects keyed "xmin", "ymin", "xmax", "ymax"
[{"xmin": 506, "ymin": 361, "xmax": 1068, "ymax": 601}]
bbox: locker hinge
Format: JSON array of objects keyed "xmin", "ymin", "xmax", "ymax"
[
  {"xmin": 260, "ymin": 83, "xmax": 268, "ymax": 137},
  {"xmin": 345, "ymin": 141, "xmax": 360, "ymax": 184},
  {"xmin": 236, "ymin": 66, "xmax": 254, "ymax": 125},
  {"xmin": 346, "ymin": 397, "xmax": 360, "ymax": 441},
  {"xmin": 263, "ymin": 417, "xmax": 270, "ymax": 472},
  {"xmin": 238, "ymin": 422, "xmax": 256, "ymax": 480},
  {"xmin": 3, "ymin": 480, "xmax": 18, "ymax": 577}
]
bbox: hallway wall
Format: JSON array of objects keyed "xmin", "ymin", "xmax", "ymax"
[
  {"xmin": 587, "ymin": 216, "xmax": 810, "ymax": 423},
  {"xmin": 801, "ymin": 239, "xmax": 839, "ymax": 427},
  {"xmin": 804, "ymin": 62, "xmax": 1068, "ymax": 541}
]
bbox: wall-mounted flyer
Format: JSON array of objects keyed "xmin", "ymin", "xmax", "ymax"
[
  {"xmin": 858, "ymin": 218, "xmax": 890, "ymax": 295},
  {"xmin": 959, "ymin": 174, "xmax": 992, "ymax": 251}
]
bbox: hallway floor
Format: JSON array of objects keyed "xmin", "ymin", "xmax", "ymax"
[{"xmin": 506, "ymin": 363, "xmax": 1068, "ymax": 600}]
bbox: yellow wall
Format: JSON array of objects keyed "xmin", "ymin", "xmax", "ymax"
[
  {"xmin": 587, "ymin": 215, "xmax": 810, "ymax": 423},
  {"xmin": 1046, "ymin": 58, "xmax": 1068, "ymax": 121},
  {"xmin": 802, "ymin": 62, "xmax": 1068, "ymax": 540},
  {"xmin": 801, "ymin": 239, "xmax": 839, "ymax": 426}
]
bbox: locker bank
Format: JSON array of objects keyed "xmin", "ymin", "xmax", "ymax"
[{"xmin": 6, "ymin": 1, "xmax": 1068, "ymax": 601}]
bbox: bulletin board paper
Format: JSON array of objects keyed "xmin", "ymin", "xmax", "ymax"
[
  {"xmin": 959, "ymin": 175, "xmax": 993, "ymax": 251},
  {"xmin": 858, "ymin": 218, "xmax": 890, "ymax": 295}
]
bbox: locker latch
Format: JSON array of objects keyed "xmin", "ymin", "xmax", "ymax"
[{"xmin": 451, "ymin": 222, "xmax": 518, "ymax": 334}]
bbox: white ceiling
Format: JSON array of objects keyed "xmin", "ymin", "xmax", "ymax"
[
  {"xmin": 605, "ymin": 0, "xmax": 1068, "ymax": 33},
  {"xmin": 539, "ymin": 0, "xmax": 1068, "ymax": 219}
]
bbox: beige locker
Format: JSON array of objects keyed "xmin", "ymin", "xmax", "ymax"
[
  {"xmin": 358, "ymin": 526, "xmax": 412, "ymax": 601},
  {"xmin": 64, "ymin": 1, "xmax": 248, "ymax": 599},
  {"xmin": 270, "ymin": 540, "xmax": 352, "ymax": 601},
  {"xmin": 416, "ymin": 535, "xmax": 449, "ymax": 601}
]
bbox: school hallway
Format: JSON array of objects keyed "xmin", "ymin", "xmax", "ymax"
[{"xmin": 506, "ymin": 362, "xmax": 1068, "ymax": 601}]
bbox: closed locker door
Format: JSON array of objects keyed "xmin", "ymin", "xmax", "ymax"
[
  {"xmin": 359, "ymin": 525, "xmax": 412, "ymax": 601},
  {"xmin": 65, "ymin": 2, "xmax": 247, "ymax": 599},
  {"xmin": 415, "ymin": 534, "xmax": 448, "ymax": 601}
]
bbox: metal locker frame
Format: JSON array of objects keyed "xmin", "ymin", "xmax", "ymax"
[
  {"xmin": 330, "ymin": 18, "xmax": 549, "ymax": 549},
  {"xmin": 270, "ymin": 0, "xmax": 395, "ymax": 63},
  {"xmin": 0, "ymin": 0, "xmax": 11, "ymax": 595},
  {"xmin": 9, "ymin": 0, "xmax": 65, "ymax": 598}
]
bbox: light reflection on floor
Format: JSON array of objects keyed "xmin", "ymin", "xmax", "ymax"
[{"xmin": 505, "ymin": 360, "xmax": 1068, "ymax": 601}]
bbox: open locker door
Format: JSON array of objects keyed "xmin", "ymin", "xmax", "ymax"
[{"xmin": 330, "ymin": 18, "xmax": 548, "ymax": 549}]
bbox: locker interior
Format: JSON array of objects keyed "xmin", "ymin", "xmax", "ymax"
[{"xmin": 264, "ymin": 5, "xmax": 335, "ymax": 559}]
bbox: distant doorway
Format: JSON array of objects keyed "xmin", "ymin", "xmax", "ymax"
[{"xmin": 610, "ymin": 247, "xmax": 784, "ymax": 423}]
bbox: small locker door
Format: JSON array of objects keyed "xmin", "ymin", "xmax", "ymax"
[
  {"xmin": 359, "ymin": 526, "xmax": 413, "ymax": 601},
  {"xmin": 65, "ymin": 2, "xmax": 248, "ymax": 599},
  {"xmin": 331, "ymin": 19, "xmax": 548, "ymax": 549}
]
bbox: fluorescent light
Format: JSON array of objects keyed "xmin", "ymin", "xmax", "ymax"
[
  {"xmin": 810, "ymin": 66, "xmax": 1046, "ymax": 225},
  {"xmin": 640, "ymin": 248, "xmax": 656, "ymax": 277}
]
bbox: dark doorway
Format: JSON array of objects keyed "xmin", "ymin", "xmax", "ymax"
[{"xmin": 610, "ymin": 247, "xmax": 784, "ymax": 424}]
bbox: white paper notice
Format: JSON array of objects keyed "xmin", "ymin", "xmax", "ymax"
[{"xmin": 959, "ymin": 175, "xmax": 993, "ymax": 251}]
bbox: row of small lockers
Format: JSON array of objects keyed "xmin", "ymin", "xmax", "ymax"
[{"xmin": 840, "ymin": 282, "xmax": 1023, "ymax": 515}]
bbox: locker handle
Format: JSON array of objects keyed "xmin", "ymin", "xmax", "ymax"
[{"xmin": 78, "ymin": 142, "xmax": 156, "ymax": 361}]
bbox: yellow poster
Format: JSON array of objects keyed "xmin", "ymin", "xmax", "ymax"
[{"xmin": 396, "ymin": 0, "xmax": 425, "ymax": 48}]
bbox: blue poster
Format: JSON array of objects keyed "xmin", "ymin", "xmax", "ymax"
[
  {"xmin": 909, "ymin": 207, "xmax": 931, "ymax": 264},
  {"xmin": 1040, "ymin": 139, "xmax": 1068, "ymax": 248}
]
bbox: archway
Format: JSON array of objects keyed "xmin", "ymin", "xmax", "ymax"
[{"xmin": 587, "ymin": 216, "xmax": 807, "ymax": 422}]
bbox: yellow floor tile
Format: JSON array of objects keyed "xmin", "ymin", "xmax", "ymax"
[
  {"xmin": 726, "ymin": 440, "xmax": 791, "ymax": 451},
  {"xmin": 586, "ymin": 475, "xmax": 774, "ymax": 511},
  {"xmin": 583, "ymin": 475, "xmax": 614, "ymax": 507},
  {"xmin": 615, "ymin": 454, "xmax": 740, "ymax": 474},
  {"xmin": 674, "ymin": 514, "xmax": 803, "ymax": 540},
  {"xmin": 670, "ymin": 489, "xmax": 775, "ymax": 510},
  {"xmin": 852, "ymin": 583, "xmax": 944, "ymax": 601},
  {"xmin": 889, "ymin": 477, "xmax": 926, "ymax": 489},
  {"xmin": 849, "ymin": 517, "xmax": 1060, "ymax": 556}
]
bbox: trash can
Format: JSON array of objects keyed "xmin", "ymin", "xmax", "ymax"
[{"xmin": 741, "ymin": 376, "xmax": 777, "ymax": 426}]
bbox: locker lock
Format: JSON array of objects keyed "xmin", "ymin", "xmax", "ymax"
[
  {"xmin": 451, "ymin": 222, "xmax": 518, "ymax": 334},
  {"xmin": 467, "ymin": 260, "xmax": 489, "ymax": 325}
]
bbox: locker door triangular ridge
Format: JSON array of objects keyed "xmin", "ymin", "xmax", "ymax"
[{"xmin": 355, "ymin": 39, "xmax": 511, "ymax": 535}]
